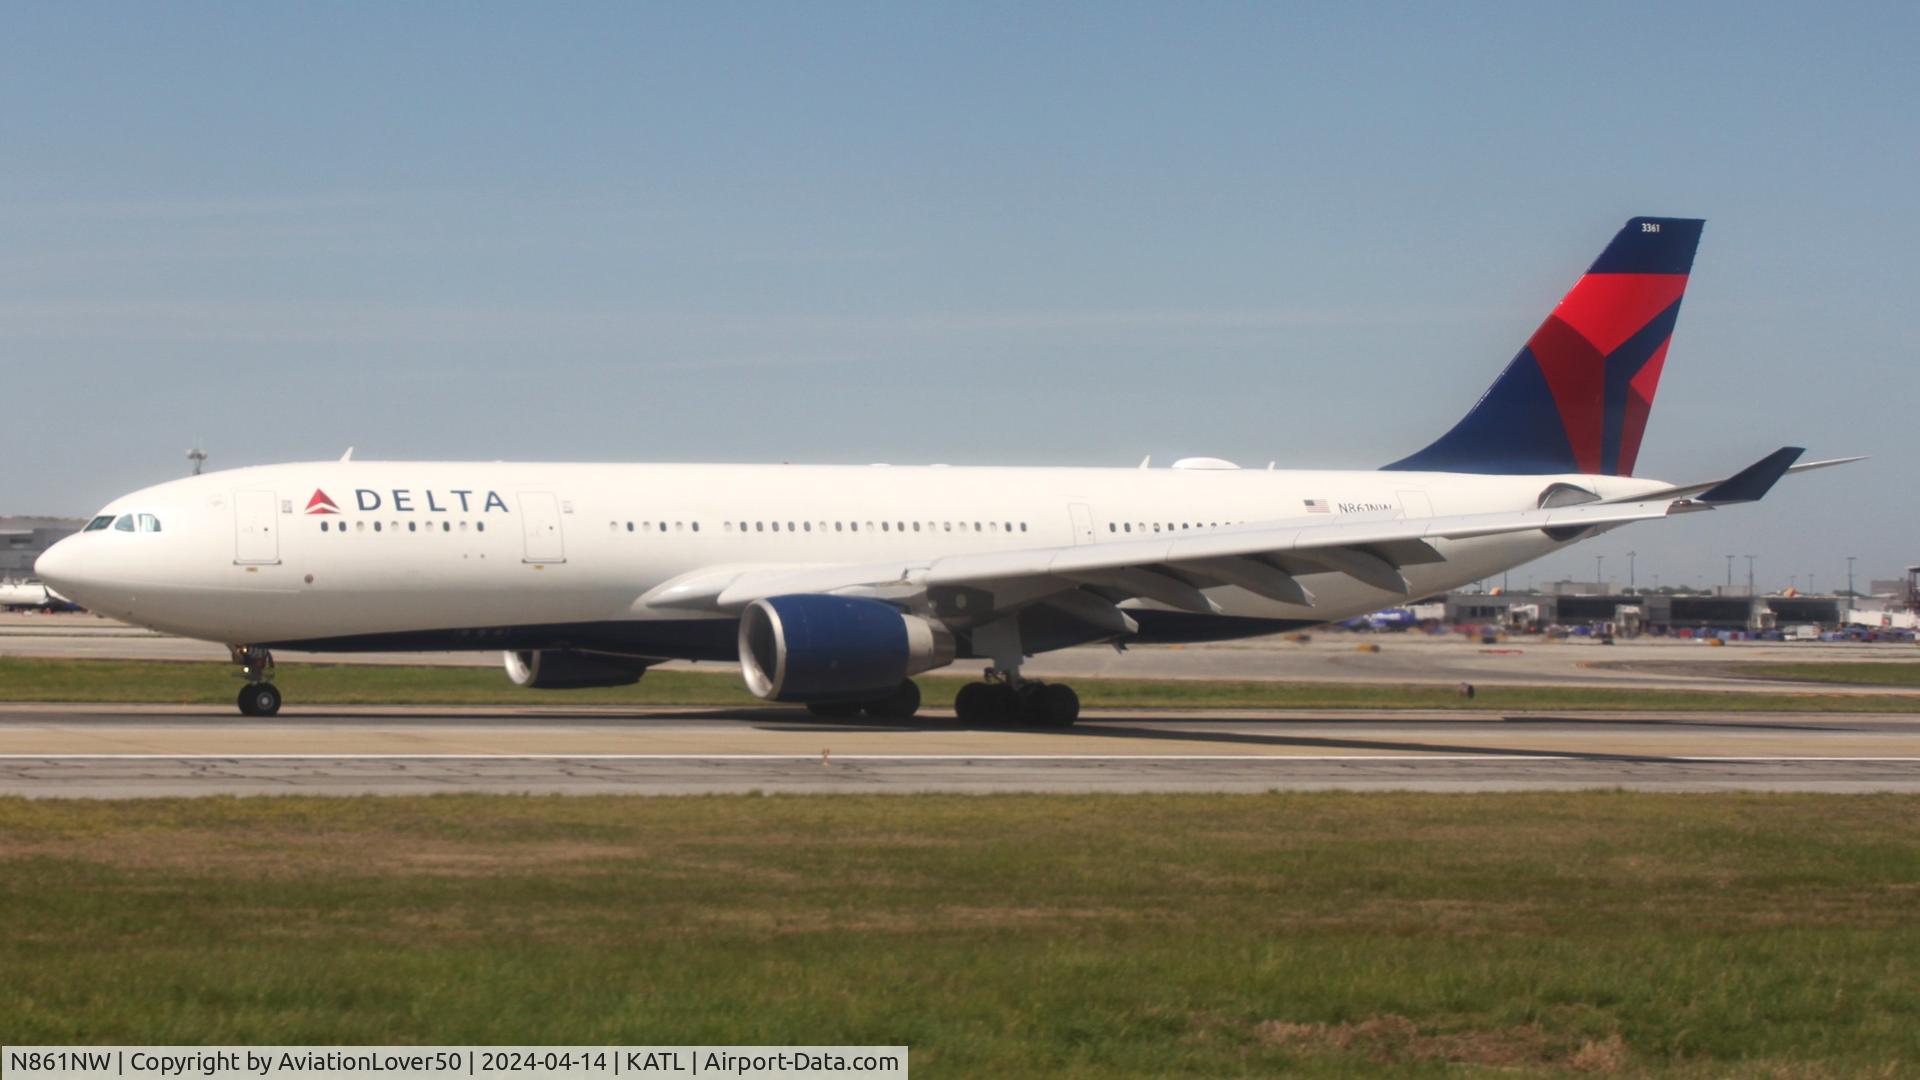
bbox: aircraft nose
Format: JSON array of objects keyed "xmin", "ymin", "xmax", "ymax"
[{"xmin": 34, "ymin": 536, "xmax": 88, "ymax": 596}]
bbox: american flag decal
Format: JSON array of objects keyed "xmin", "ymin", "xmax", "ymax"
[{"xmin": 1304, "ymin": 498, "xmax": 1330, "ymax": 514}]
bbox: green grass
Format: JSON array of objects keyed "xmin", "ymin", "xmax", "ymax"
[
  {"xmin": 1, "ymin": 793, "xmax": 1916, "ymax": 1076},
  {"xmin": 1740, "ymin": 661, "xmax": 1920, "ymax": 688},
  {"xmin": 3, "ymin": 656, "xmax": 1919, "ymax": 713}
]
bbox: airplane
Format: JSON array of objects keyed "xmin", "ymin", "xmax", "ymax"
[
  {"xmin": 0, "ymin": 579, "xmax": 73, "ymax": 611},
  {"xmin": 1340, "ymin": 608, "xmax": 1419, "ymax": 632},
  {"xmin": 35, "ymin": 216, "xmax": 1858, "ymax": 723}
]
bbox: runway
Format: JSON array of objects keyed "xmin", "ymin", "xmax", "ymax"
[
  {"xmin": 3, "ymin": 703, "xmax": 1916, "ymax": 795},
  {"xmin": 8, "ymin": 610, "xmax": 1919, "ymax": 691}
]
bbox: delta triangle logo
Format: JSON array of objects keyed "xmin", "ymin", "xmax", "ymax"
[{"xmin": 305, "ymin": 489, "xmax": 341, "ymax": 515}]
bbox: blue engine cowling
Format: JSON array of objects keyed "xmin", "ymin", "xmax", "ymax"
[
  {"xmin": 503, "ymin": 649, "xmax": 651, "ymax": 689},
  {"xmin": 738, "ymin": 594, "xmax": 956, "ymax": 702}
]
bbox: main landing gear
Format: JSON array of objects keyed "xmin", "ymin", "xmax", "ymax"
[
  {"xmin": 805, "ymin": 679, "xmax": 923, "ymax": 721},
  {"xmin": 953, "ymin": 674, "xmax": 1080, "ymax": 727},
  {"xmin": 231, "ymin": 645, "xmax": 282, "ymax": 717},
  {"xmin": 949, "ymin": 615, "xmax": 1080, "ymax": 727}
]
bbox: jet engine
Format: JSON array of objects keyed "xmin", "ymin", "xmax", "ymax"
[
  {"xmin": 738, "ymin": 594, "xmax": 955, "ymax": 702},
  {"xmin": 503, "ymin": 649, "xmax": 651, "ymax": 689}
]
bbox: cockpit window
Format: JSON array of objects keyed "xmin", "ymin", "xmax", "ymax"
[
  {"xmin": 85, "ymin": 515, "xmax": 115, "ymax": 532},
  {"xmin": 137, "ymin": 514, "xmax": 161, "ymax": 533},
  {"xmin": 113, "ymin": 514, "xmax": 135, "ymax": 532}
]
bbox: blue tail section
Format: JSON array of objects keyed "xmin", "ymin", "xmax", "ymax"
[{"xmin": 1385, "ymin": 216, "xmax": 1705, "ymax": 476}]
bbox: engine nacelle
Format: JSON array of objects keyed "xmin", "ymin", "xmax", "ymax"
[
  {"xmin": 503, "ymin": 649, "xmax": 651, "ymax": 690},
  {"xmin": 739, "ymin": 594, "xmax": 955, "ymax": 702}
]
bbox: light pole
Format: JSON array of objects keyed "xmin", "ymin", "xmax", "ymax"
[
  {"xmin": 1595, "ymin": 555, "xmax": 1605, "ymax": 591},
  {"xmin": 1726, "ymin": 554, "xmax": 1734, "ymax": 588},
  {"xmin": 1745, "ymin": 555, "xmax": 1756, "ymax": 595},
  {"xmin": 1627, "ymin": 551, "xmax": 1636, "ymax": 593},
  {"xmin": 1847, "ymin": 556, "xmax": 1857, "ymax": 599}
]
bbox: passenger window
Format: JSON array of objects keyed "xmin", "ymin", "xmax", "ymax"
[
  {"xmin": 477, "ymin": 522, "xmax": 485, "ymax": 533},
  {"xmin": 1124, "ymin": 523, "xmax": 1132, "ymax": 533},
  {"xmin": 691, "ymin": 522, "xmax": 700, "ymax": 532},
  {"xmin": 113, "ymin": 514, "xmax": 135, "ymax": 532},
  {"xmin": 627, "ymin": 522, "xmax": 635, "ymax": 532},
  {"xmin": 912, "ymin": 522, "xmax": 921, "ymax": 532},
  {"xmin": 320, "ymin": 521, "xmax": 330, "ymax": 532},
  {"xmin": 803, "ymin": 522, "xmax": 812, "ymax": 532},
  {"xmin": 409, "ymin": 522, "xmax": 418, "ymax": 533},
  {"xmin": 373, "ymin": 521, "xmax": 383, "ymax": 532},
  {"xmin": 1020, "ymin": 523, "xmax": 1028, "ymax": 532}
]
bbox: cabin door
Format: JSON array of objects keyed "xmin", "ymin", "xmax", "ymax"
[
  {"xmin": 233, "ymin": 490, "xmax": 280, "ymax": 565},
  {"xmin": 518, "ymin": 491, "xmax": 566, "ymax": 563}
]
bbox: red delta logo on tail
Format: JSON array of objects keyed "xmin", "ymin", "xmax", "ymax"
[
  {"xmin": 304, "ymin": 489, "xmax": 340, "ymax": 515},
  {"xmin": 1385, "ymin": 216, "xmax": 1705, "ymax": 477}
]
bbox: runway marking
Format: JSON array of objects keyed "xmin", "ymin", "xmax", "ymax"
[{"xmin": 2, "ymin": 754, "xmax": 1918, "ymax": 763}]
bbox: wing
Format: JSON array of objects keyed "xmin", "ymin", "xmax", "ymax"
[
  {"xmin": 645, "ymin": 445, "xmax": 1832, "ymax": 627},
  {"xmin": 642, "ymin": 498, "xmax": 1706, "ymax": 624},
  {"xmin": 1614, "ymin": 447, "xmax": 1863, "ymax": 504}
]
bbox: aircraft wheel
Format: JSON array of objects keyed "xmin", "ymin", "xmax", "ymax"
[
  {"xmin": 805, "ymin": 701, "xmax": 863, "ymax": 719},
  {"xmin": 864, "ymin": 680, "xmax": 922, "ymax": 720},
  {"xmin": 238, "ymin": 683, "xmax": 282, "ymax": 717},
  {"xmin": 954, "ymin": 682, "xmax": 1008, "ymax": 724},
  {"xmin": 953, "ymin": 682, "xmax": 988, "ymax": 723},
  {"xmin": 1036, "ymin": 683, "xmax": 1080, "ymax": 727}
]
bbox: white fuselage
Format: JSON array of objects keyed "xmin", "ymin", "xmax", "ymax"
[{"xmin": 37, "ymin": 460, "xmax": 1666, "ymax": 658}]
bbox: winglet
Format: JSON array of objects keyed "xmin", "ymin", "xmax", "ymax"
[{"xmin": 1696, "ymin": 447, "xmax": 1804, "ymax": 504}]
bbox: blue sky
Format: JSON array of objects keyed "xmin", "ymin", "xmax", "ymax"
[{"xmin": 4, "ymin": 3, "xmax": 1914, "ymax": 592}]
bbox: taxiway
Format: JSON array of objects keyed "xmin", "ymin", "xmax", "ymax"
[{"xmin": 2, "ymin": 703, "xmax": 1914, "ymax": 796}]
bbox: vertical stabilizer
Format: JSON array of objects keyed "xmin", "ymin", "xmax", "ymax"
[{"xmin": 1385, "ymin": 216, "xmax": 1704, "ymax": 476}]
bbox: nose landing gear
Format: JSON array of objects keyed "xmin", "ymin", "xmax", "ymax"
[{"xmin": 230, "ymin": 646, "xmax": 282, "ymax": 717}]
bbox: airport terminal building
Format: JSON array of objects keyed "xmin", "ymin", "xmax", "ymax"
[
  {"xmin": 1, "ymin": 517, "xmax": 83, "ymax": 580},
  {"xmin": 1445, "ymin": 586, "xmax": 1864, "ymax": 635}
]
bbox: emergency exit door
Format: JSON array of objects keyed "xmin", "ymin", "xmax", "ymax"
[{"xmin": 1069, "ymin": 503, "xmax": 1096, "ymax": 545}]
